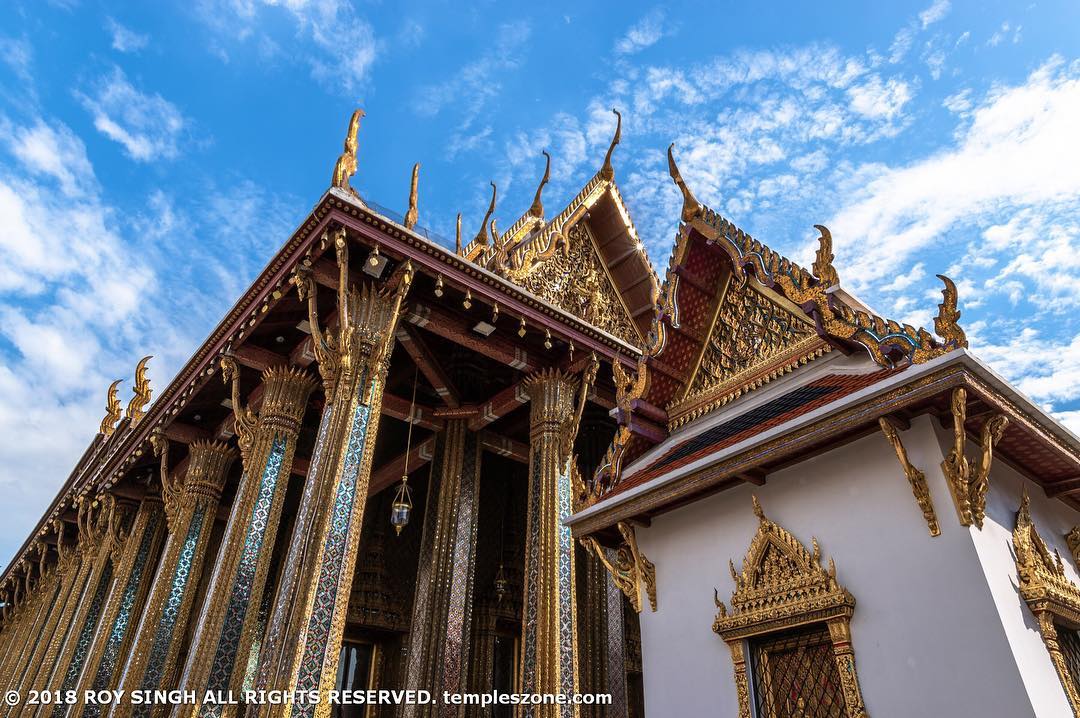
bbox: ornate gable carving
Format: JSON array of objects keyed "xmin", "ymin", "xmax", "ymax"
[
  {"xmin": 713, "ymin": 496, "xmax": 854, "ymax": 638},
  {"xmin": 512, "ymin": 222, "xmax": 639, "ymax": 345},
  {"xmin": 1013, "ymin": 488, "xmax": 1080, "ymax": 715},
  {"xmin": 676, "ymin": 279, "xmax": 825, "ymax": 424}
]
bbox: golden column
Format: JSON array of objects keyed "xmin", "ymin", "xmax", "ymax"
[
  {"xmin": 177, "ymin": 361, "xmax": 317, "ymax": 717},
  {"xmin": 401, "ymin": 419, "xmax": 483, "ymax": 717},
  {"xmin": 19, "ymin": 495, "xmax": 126, "ymax": 711},
  {"xmin": 519, "ymin": 362, "xmax": 596, "ymax": 717},
  {"xmin": 71, "ymin": 498, "xmax": 168, "ymax": 718},
  {"xmin": 113, "ymin": 440, "xmax": 237, "ymax": 718},
  {"xmin": 251, "ymin": 228, "xmax": 412, "ymax": 718}
]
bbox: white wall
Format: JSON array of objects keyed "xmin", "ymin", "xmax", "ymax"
[
  {"xmin": 635, "ymin": 415, "xmax": 1036, "ymax": 718},
  {"xmin": 958, "ymin": 423, "xmax": 1080, "ymax": 718}
]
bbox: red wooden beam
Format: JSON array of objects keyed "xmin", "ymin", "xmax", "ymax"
[
  {"xmin": 404, "ymin": 302, "xmax": 536, "ymax": 372},
  {"xmin": 395, "ymin": 324, "xmax": 461, "ymax": 407},
  {"xmin": 232, "ymin": 345, "xmax": 289, "ymax": 372},
  {"xmin": 381, "ymin": 393, "xmax": 443, "ymax": 431},
  {"xmin": 479, "ymin": 432, "xmax": 529, "ymax": 463},
  {"xmin": 467, "ymin": 381, "xmax": 530, "ymax": 431},
  {"xmin": 370, "ymin": 437, "xmax": 436, "ymax": 495}
]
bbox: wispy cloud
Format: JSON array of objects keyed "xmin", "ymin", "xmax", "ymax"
[
  {"xmin": 76, "ymin": 66, "xmax": 186, "ymax": 161},
  {"xmin": 614, "ymin": 8, "xmax": 668, "ymax": 55},
  {"xmin": 198, "ymin": 0, "xmax": 377, "ymax": 92},
  {"xmin": 890, "ymin": 0, "xmax": 951, "ymax": 63},
  {"xmin": 105, "ymin": 17, "xmax": 149, "ymax": 53}
]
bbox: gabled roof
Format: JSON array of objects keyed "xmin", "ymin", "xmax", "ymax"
[
  {"xmin": 586, "ymin": 144, "xmax": 970, "ymax": 506},
  {"xmin": 460, "ymin": 111, "xmax": 659, "ymax": 347}
]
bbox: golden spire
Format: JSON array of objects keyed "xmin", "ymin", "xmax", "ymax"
[
  {"xmin": 125, "ymin": 355, "xmax": 153, "ymax": 423},
  {"xmin": 812, "ymin": 225, "xmax": 839, "ymax": 287},
  {"xmin": 600, "ymin": 108, "xmax": 622, "ymax": 181},
  {"xmin": 528, "ymin": 150, "xmax": 551, "ymax": 218},
  {"xmin": 473, "ymin": 182, "xmax": 496, "ymax": 247},
  {"xmin": 455, "ymin": 213, "xmax": 463, "ymax": 255},
  {"xmin": 99, "ymin": 379, "xmax": 122, "ymax": 436},
  {"xmin": 331, "ymin": 108, "xmax": 364, "ymax": 192},
  {"xmin": 667, "ymin": 143, "xmax": 703, "ymax": 223},
  {"xmin": 934, "ymin": 274, "xmax": 968, "ymax": 348},
  {"xmin": 405, "ymin": 162, "xmax": 420, "ymax": 229}
]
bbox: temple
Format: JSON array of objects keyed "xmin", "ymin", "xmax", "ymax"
[{"xmin": 1, "ymin": 108, "xmax": 1080, "ymax": 718}]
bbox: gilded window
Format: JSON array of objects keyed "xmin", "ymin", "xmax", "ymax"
[{"xmin": 713, "ymin": 497, "xmax": 868, "ymax": 718}]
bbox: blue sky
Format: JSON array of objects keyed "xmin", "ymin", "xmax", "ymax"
[{"xmin": 2, "ymin": 0, "xmax": 1080, "ymax": 565}]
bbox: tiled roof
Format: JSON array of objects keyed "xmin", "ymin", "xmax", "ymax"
[{"xmin": 610, "ymin": 370, "xmax": 895, "ymax": 496}]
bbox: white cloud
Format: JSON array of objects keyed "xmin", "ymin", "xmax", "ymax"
[
  {"xmin": 828, "ymin": 58, "xmax": 1080, "ymax": 291},
  {"xmin": 919, "ymin": 0, "xmax": 951, "ymax": 29},
  {"xmin": 76, "ymin": 66, "xmax": 186, "ymax": 162},
  {"xmin": 199, "ymin": 0, "xmax": 377, "ymax": 91},
  {"xmin": 847, "ymin": 76, "xmax": 913, "ymax": 120},
  {"xmin": 105, "ymin": 17, "xmax": 149, "ymax": 53},
  {"xmin": 615, "ymin": 9, "xmax": 667, "ymax": 55}
]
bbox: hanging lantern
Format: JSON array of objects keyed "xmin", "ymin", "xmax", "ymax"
[
  {"xmin": 518, "ymin": 317, "xmax": 527, "ymax": 338},
  {"xmin": 494, "ymin": 563, "xmax": 509, "ymax": 603},
  {"xmin": 544, "ymin": 328, "xmax": 553, "ymax": 350},
  {"xmin": 368, "ymin": 244, "xmax": 381, "ymax": 266},
  {"xmin": 391, "ymin": 476, "xmax": 413, "ymax": 535},
  {"xmin": 463, "ymin": 288, "xmax": 473, "ymax": 310},
  {"xmin": 392, "ymin": 365, "xmax": 420, "ymax": 536},
  {"xmin": 434, "ymin": 274, "xmax": 444, "ymax": 297}
]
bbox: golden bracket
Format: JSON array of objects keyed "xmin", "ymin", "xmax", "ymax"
[
  {"xmin": 580, "ymin": 521, "xmax": 657, "ymax": 613},
  {"xmin": 878, "ymin": 417, "xmax": 940, "ymax": 536},
  {"xmin": 940, "ymin": 387, "xmax": 1009, "ymax": 528}
]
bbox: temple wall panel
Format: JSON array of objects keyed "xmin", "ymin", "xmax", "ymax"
[
  {"xmin": 963, "ymin": 434, "xmax": 1080, "ymax": 717},
  {"xmin": 632, "ymin": 415, "xmax": 1037, "ymax": 717}
]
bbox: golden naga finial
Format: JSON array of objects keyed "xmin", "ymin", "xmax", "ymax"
[
  {"xmin": 528, "ymin": 150, "xmax": 551, "ymax": 218},
  {"xmin": 489, "ymin": 217, "xmax": 499, "ymax": 246},
  {"xmin": 455, "ymin": 213, "xmax": 463, "ymax": 255},
  {"xmin": 667, "ymin": 143, "xmax": 703, "ymax": 223},
  {"xmin": 812, "ymin": 224, "xmax": 840, "ymax": 287},
  {"xmin": 99, "ymin": 379, "xmax": 122, "ymax": 435},
  {"xmin": 934, "ymin": 274, "xmax": 968, "ymax": 348},
  {"xmin": 331, "ymin": 108, "xmax": 364, "ymax": 192},
  {"xmin": 600, "ymin": 108, "xmax": 622, "ymax": 181},
  {"xmin": 404, "ymin": 162, "xmax": 420, "ymax": 229},
  {"xmin": 124, "ymin": 355, "xmax": 152, "ymax": 423},
  {"xmin": 473, "ymin": 182, "xmax": 496, "ymax": 247}
]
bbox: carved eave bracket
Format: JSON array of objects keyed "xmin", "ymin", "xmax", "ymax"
[
  {"xmin": 941, "ymin": 387, "xmax": 1009, "ymax": 529},
  {"xmin": 580, "ymin": 521, "xmax": 657, "ymax": 613},
  {"xmin": 713, "ymin": 496, "xmax": 868, "ymax": 717},
  {"xmin": 878, "ymin": 417, "xmax": 940, "ymax": 536},
  {"xmin": 220, "ymin": 355, "xmax": 259, "ymax": 462},
  {"xmin": 589, "ymin": 356, "xmax": 650, "ymax": 502},
  {"xmin": 1013, "ymin": 489, "xmax": 1080, "ymax": 714},
  {"xmin": 149, "ymin": 429, "xmax": 182, "ymax": 530}
]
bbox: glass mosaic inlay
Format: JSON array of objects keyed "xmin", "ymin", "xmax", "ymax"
[
  {"xmin": 83, "ymin": 511, "xmax": 163, "ymax": 717},
  {"xmin": 520, "ymin": 450, "xmax": 542, "ymax": 697},
  {"xmin": 555, "ymin": 461, "xmax": 576, "ymax": 716},
  {"xmin": 291, "ymin": 399, "xmax": 371, "ymax": 718},
  {"xmin": 133, "ymin": 503, "xmax": 208, "ymax": 718},
  {"xmin": 199, "ymin": 435, "xmax": 289, "ymax": 717},
  {"xmin": 53, "ymin": 562, "xmax": 114, "ymax": 717}
]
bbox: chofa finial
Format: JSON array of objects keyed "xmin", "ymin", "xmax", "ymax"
[
  {"xmin": 528, "ymin": 150, "xmax": 551, "ymax": 218},
  {"xmin": 125, "ymin": 356, "xmax": 153, "ymax": 423},
  {"xmin": 667, "ymin": 143, "xmax": 703, "ymax": 223},
  {"xmin": 474, "ymin": 182, "xmax": 497, "ymax": 247},
  {"xmin": 455, "ymin": 213, "xmax": 463, "ymax": 255},
  {"xmin": 934, "ymin": 274, "xmax": 968, "ymax": 349},
  {"xmin": 751, "ymin": 494, "xmax": 766, "ymax": 521},
  {"xmin": 404, "ymin": 162, "xmax": 420, "ymax": 230},
  {"xmin": 99, "ymin": 379, "xmax": 122, "ymax": 436},
  {"xmin": 331, "ymin": 109, "xmax": 364, "ymax": 192},
  {"xmin": 600, "ymin": 108, "xmax": 622, "ymax": 181},
  {"xmin": 812, "ymin": 225, "xmax": 840, "ymax": 287}
]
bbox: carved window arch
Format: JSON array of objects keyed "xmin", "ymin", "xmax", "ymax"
[
  {"xmin": 1013, "ymin": 489, "xmax": 1080, "ymax": 715},
  {"xmin": 713, "ymin": 497, "xmax": 869, "ymax": 718}
]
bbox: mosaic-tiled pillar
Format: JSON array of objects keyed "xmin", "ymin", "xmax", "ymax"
[
  {"xmin": 22, "ymin": 495, "xmax": 126, "ymax": 708},
  {"xmin": 520, "ymin": 370, "xmax": 581, "ymax": 717},
  {"xmin": 0, "ymin": 545, "xmax": 54, "ymax": 692},
  {"xmin": 251, "ymin": 235, "xmax": 411, "ymax": 718},
  {"xmin": 113, "ymin": 441, "xmax": 236, "ymax": 718},
  {"xmin": 600, "ymin": 550, "xmax": 628, "ymax": 716},
  {"xmin": 401, "ymin": 420, "xmax": 482, "ymax": 718},
  {"xmin": 70, "ymin": 499, "xmax": 167, "ymax": 718},
  {"xmin": 177, "ymin": 363, "xmax": 316, "ymax": 717},
  {"xmin": 2, "ymin": 535, "xmax": 70, "ymax": 708}
]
